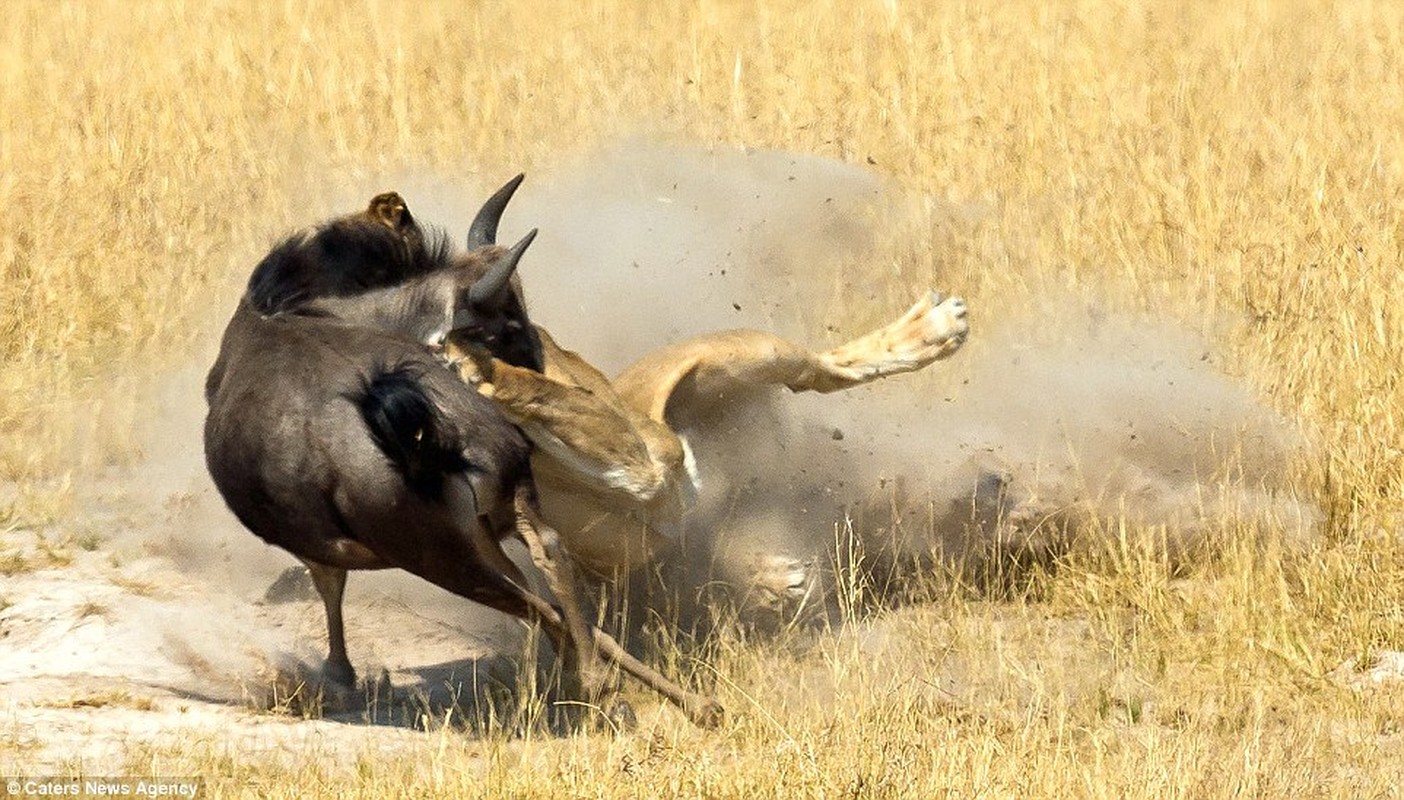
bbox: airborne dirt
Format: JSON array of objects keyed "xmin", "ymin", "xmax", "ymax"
[{"xmin": 0, "ymin": 143, "xmax": 1318, "ymax": 771}]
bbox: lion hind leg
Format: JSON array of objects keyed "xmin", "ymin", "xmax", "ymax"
[
  {"xmin": 811, "ymin": 290, "xmax": 969, "ymax": 392},
  {"xmin": 614, "ymin": 290, "xmax": 970, "ymax": 413}
]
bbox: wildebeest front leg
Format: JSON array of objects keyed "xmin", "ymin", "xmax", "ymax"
[{"xmin": 299, "ymin": 558, "xmax": 356, "ymax": 687}]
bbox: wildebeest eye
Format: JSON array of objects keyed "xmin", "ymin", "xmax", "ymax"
[{"xmin": 505, "ymin": 321, "xmax": 523, "ymax": 332}]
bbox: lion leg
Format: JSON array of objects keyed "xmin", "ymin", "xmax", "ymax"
[
  {"xmin": 811, "ymin": 290, "xmax": 969, "ymax": 390},
  {"xmin": 508, "ymin": 500, "xmax": 722, "ymax": 727},
  {"xmin": 512, "ymin": 487, "xmax": 611, "ymax": 699},
  {"xmin": 447, "ymin": 335, "xmax": 688, "ymax": 504},
  {"xmin": 612, "ymin": 290, "xmax": 969, "ymax": 418}
]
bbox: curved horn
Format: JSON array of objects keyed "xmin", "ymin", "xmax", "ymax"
[
  {"xmin": 467, "ymin": 228, "xmax": 538, "ymax": 306},
  {"xmin": 467, "ymin": 174, "xmax": 526, "ymax": 248}
]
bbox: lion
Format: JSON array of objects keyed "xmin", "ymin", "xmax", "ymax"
[{"xmin": 443, "ymin": 287, "xmax": 970, "ymax": 614}]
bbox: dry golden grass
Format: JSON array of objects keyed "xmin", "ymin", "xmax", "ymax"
[{"xmin": 5, "ymin": 0, "xmax": 1404, "ymax": 795}]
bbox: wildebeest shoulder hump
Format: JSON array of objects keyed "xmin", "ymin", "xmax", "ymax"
[{"xmin": 247, "ymin": 208, "xmax": 456, "ymax": 317}]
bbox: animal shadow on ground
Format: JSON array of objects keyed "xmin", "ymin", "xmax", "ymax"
[{"xmin": 242, "ymin": 633, "xmax": 603, "ymax": 734}]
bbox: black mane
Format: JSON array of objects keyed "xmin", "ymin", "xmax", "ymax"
[
  {"xmin": 356, "ymin": 363, "xmax": 474, "ymax": 500},
  {"xmin": 247, "ymin": 215, "xmax": 456, "ymax": 316}
]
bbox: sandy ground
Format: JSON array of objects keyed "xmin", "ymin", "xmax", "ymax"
[
  {"xmin": 3, "ymin": 459, "xmax": 1398, "ymax": 777},
  {"xmin": 0, "ymin": 460, "xmax": 540, "ymax": 772}
]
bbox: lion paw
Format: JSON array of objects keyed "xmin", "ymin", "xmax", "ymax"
[
  {"xmin": 733, "ymin": 553, "xmax": 819, "ymax": 619},
  {"xmin": 914, "ymin": 291, "xmax": 969, "ymax": 358}
]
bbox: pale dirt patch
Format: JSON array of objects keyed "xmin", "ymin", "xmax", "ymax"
[
  {"xmin": 1332, "ymin": 650, "xmax": 1404, "ymax": 692},
  {"xmin": 0, "ymin": 463, "xmax": 533, "ymax": 774}
]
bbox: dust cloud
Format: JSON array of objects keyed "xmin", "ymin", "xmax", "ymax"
[{"xmin": 495, "ymin": 141, "xmax": 1316, "ymax": 607}]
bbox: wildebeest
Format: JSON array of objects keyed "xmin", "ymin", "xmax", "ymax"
[{"xmin": 203, "ymin": 181, "xmax": 722, "ymax": 727}]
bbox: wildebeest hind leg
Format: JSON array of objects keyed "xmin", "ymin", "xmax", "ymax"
[{"xmin": 299, "ymin": 558, "xmax": 356, "ymax": 688}]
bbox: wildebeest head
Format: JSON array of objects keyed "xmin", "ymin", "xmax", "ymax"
[
  {"xmin": 450, "ymin": 174, "xmax": 546, "ymax": 372},
  {"xmin": 245, "ymin": 185, "xmax": 539, "ymax": 357}
]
